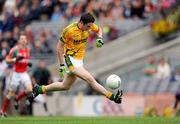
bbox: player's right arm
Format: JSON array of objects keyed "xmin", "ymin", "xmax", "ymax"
[
  {"xmin": 6, "ymin": 48, "xmax": 17, "ymax": 63},
  {"xmin": 57, "ymin": 41, "xmax": 67, "ymax": 78},
  {"xmin": 57, "ymin": 27, "xmax": 71, "ymax": 78},
  {"xmin": 6, "ymin": 48, "xmax": 23, "ymax": 64},
  {"xmin": 6, "ymin": 55, "xmax": 15, "ymax": 64},
  {"xmin": 5, "ymin": 48, "xmax": 23, "ymax": 64},
  {"xmin": 57, "ymin": 41, "xmax": 64, "ymax": 65},
  {"xmin": 6, "ymin": 48, "xmax": 15, "ymax": 63}
]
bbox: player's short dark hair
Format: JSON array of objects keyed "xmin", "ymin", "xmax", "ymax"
[{"xmin": 80, "ymin": 13, "xmax": 95, "ymax": 24}]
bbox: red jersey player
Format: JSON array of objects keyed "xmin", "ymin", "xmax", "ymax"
[{"xmin": 0, "ymin": 34, "xmax": 32, "ymax": 117}]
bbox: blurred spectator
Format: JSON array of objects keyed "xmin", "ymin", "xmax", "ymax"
[
  {"xmin": 0, "ymin": 1, "xmax": 5, "ymax": 14},
  {"xmin": 123, "ymin": 0, "xmax": 132, "ymax": 18},
  {"xmin": 156, "ymin": 57, "xmax": 171, "ymax": 80},
  {"xmin": 25, "ymin": 0, "xmax": 40, "ymax": 23},
  {"xmin": 51, "ymin": 5, "xmax": 64, "ymax": 22},
  {"xmin": 31, "ymin": 31, "xmax": 53, "ymax": 54},
  {"xmin": 0, "ymin": 57, "xmax": 8, "ymax": 79},
  {"xmin": 32, "ymin": 59, "xmax": 52, "ymax": 115},
  {"xmin": 144, "ymin": 0, "xmax": 157, "ymax": 16},
  {"xmin": 72, "ymin": 3, "xmax": 82, "ymax": 18},
  {"xmin": 32, "ymin": 59, "xmax": 52, "ymax": 86},
  {"xmin": 0, "ymin": 11, "xmax": 14, "ymax": 32},
  {"xmin": 143, "ymin": 55, "xmax": 157, "ymax": 77},
  {"xmin": 12, "ymin": 26, "xmax": 20, "ymax": 40},
  {"xmin": 131, "ymin": 0, "xmax": 145, "ymax": 19},
  {"xmin": 107, "ymin": 26, "xmax": 119, "ymax": 41},
  {"xmin": 0, "ymin": 40, "xmax": 10, "ymax": 60},
  {"xmin": 4, "ymin": 0, "xmax": 16, "ymax": 14},
  {"xmin": 13, "ymin": 4, "xmax": 28, "ymax": 27},
  {"xmin": 38, "ymin": 32, "xmax": 53, "ymax": 53},
  {"xmin": 170, "ymin": 66, "xmax": 180, "ymax": 82},
  {"xmin": 174, "ymin": 89, "xmax": 180, "ymax": 110},
  {"xmin": 24, "ymin": 26, "xmax": 34, "ymax": 46},
  {"xmin": 3, "ymin": 31, "xmax": 17, "ymax": 48},
  {"xmin": 39, "ymin": 0, "xmax": 54, "ymax": 21},
  {"xmin": 111, "ymin": 0, "xmax": 124, "ymax": 20}
]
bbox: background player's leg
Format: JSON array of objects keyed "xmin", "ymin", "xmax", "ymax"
[
  {"xmin": 2, "ymin": 72, "xmax": 20, "ymax": 113},
  {"xmin": 34, "ymin": 94, "xmax": 51, "ymax": 115},
  {"xmin": 1, "ymin": 90, "xmax": 16, "ymax": 114},
  {"xmin": 16, "ymin": 73, "xmax": 32, "ymax": 101},
  {"xmin": 45, "ymin": 73, "xmax": 77, "ymax": 92}
]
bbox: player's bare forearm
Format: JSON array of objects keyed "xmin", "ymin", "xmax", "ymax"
[
  {"xmin": 5, "ymin": 56, "xmax": 15, "ymax": 63},
  {"xmin": 97, "ymin": 27, "xmax": 103, "ymax": 38},
  {"xmin": 57, "ymin": 41, "xmax": 64, "ymax": 64}
]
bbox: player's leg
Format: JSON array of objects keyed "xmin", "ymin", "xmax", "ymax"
[
  {"xmin": 34, "ymin": 94, "xmax": 51, "ymax": 115},
  {"xmin": 1, "ymin": 72, "xmax": 20, "ymax": 116},
  {"xmin": 29, "ymin": 73, "xmax": 77, "ymax": 100},
  {"xmin": 1, "ymin": 90, "xmax": 16, "ymax": 117},
  {"xmin": 14, "ymin": 72, "xmax": 32, "ymax": 110},
  {"xmin": 45, "ymin": 73, "xmax": 76, "ymax": 92},
  {"xmin": 74, "ymin": 66, "xmax": 122, "ymax": 103}
]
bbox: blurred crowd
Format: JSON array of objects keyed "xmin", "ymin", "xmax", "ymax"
[
  {"xmin": 0, "ymin": 0, "xmax": 178, "ymax": 57},
  {"xmin": 143, "ymin": 55, "xmax": 180, "ymax": 83}
]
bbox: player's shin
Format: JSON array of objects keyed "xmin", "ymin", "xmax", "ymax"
[
  {"xmin": 1, "ymin": 98, "xmax": 10, "ymax": 113},
  {"xmin": 16, "ymin": 91, "xmax": 27, "ymax": 101}
]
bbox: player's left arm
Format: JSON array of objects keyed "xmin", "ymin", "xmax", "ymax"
[
  {"xmin": 97, "ymin": 27, "xmax": 103, "ymax": 38},
  {"xmin": 91, "ymin": 24, "xmax": 104, "ymax": 48}
]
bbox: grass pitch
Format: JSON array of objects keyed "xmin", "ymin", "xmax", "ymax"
[{"xmin": 0, "ymin": 116, "xmax": 180, "ymax": 124}]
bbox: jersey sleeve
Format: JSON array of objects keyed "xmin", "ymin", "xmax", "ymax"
[
  {"xmin": 60, "ymin": 27, "xmax": 71, "ymax": 43},
  {"xmin": 7, "ymin": 48, "xmax": 17, "ymax": 59},
  {"xmin": 90, "ymin": 23, "xmax": 99, "ymax": 33}
]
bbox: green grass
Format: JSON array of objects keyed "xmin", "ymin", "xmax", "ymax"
[{"xmin": 0, "ymin": 116, "xmax": 180, "ymax": 124}]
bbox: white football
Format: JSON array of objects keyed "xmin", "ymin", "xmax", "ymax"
[{"xmin": 106, "ymin": 74, "xmax": 121, "ymax": 89}]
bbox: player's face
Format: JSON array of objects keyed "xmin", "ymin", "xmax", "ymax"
[
  {"xmin": 19, "ymin": 35, "xmax": 27, "ymax": 46},
  {"xmin": 82, "ymin": 23, "xmax": 93, "ymax": 30}
]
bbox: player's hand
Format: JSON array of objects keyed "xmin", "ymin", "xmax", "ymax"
[
  {"xmin": 13, "ymin": 56, "xmax": 24, "ymax": 63},
  {"xmin": 59, "ymin": 64, "xmax": 67, "ymax": 79},
  {"xmin": 96, "ymin": 37, "xmax": 104, "ymax": 48},
  {"xmin": 28, "ymin": 62, "xmax": 32, "ymax": 67}
]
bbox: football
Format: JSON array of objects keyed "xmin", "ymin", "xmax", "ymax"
[{"xmin": 106, "ymin": 74, "xmax": 121, "ymax": 89}]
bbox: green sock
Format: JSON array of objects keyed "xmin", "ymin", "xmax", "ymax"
[
  {"xmin": 109, "ymin": 94, "xmax": 115, "ymax": 101},
  {"xmin": 37, "ymin": 86, "xmax": 46, "ymax": 94}
]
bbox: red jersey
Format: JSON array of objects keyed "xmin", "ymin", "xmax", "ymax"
[{"xmin": 7, "ymin": 45, "xmax": 30, "ymax": 73}]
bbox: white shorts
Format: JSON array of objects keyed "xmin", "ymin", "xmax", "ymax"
[
  {"xmin": 64, "ymin": 55, "xmax": 83, "ymax": 73},
  {"xmin": 8, "ymin": 71, "xmax": 32, "ymax": 91}
]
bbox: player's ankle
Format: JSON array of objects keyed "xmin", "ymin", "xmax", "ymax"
[{"xmin": 105, "ymin": 91, "xmax": 114, "ymax": 100}]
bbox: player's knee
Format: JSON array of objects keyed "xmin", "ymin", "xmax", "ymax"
[
  {"xmin": 7, "ymin": 91, "xmax": 15, "ymax": 99},
  {"xmin": 26, "ymin": 87, "xmax": 33, "ymax": 93}
]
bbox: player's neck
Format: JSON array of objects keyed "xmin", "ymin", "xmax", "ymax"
[{"xmin": 77, "ymin": 22, "xmax": 83, "ymax": 30}]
